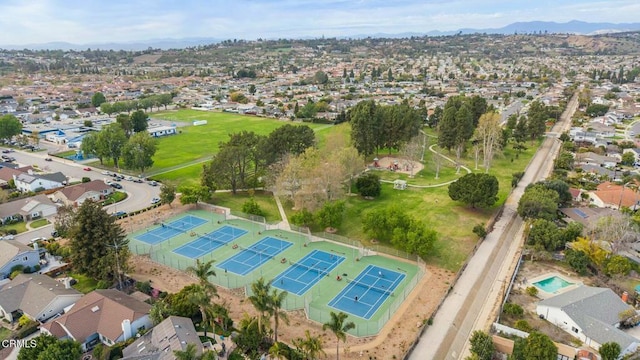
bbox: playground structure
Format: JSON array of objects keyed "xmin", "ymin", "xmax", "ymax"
[{"xmin": 371, "ymin": 156, "xmax": 424, "ymax": 176}]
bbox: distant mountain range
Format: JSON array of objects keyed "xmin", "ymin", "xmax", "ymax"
[{"xmin": 2, "ymin": 20, "xmax": 640, "ymax": 51}]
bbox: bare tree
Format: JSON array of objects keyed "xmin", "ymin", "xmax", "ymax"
[
  {"xmin": 337, "ymin": 146, "xmax": 364, "ymax": 195},
  {"xmin": 401, "ymin": 135, "xmax": 424, "ymax": 177},
  {"xmin": 432, "ymin": 150, "xmax": 443, "ymax": 180},
  {"xmin": 588, "ymin": 213, "xmax": 639, "ymax": 254},
  {"xmin": 476, "ymin": 112, "xmax": 502, "ymax": 173}
]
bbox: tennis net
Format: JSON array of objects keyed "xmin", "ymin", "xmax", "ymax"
[
  {"xmin": 346, "ymin": 278, "xmax": 394, "ymax": 296},
  {"xmin": 201, "ymin": 233, "xmax": 229, "ymax": 247},
  {"xmin": 163, "ymin": 223, "xmax": 186, "ymax": 233},
  {"xmin": 292, "ymin": 262, "xmax": 330, "ymax": 277},
  {"xmin": 240, "ymin": 245, "xmax": 274, "ymax": 259}
]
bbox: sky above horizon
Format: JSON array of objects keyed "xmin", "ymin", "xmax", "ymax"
[{"xmin": 0, "ymin": 0, "xmax": 639, "ymax": 45}]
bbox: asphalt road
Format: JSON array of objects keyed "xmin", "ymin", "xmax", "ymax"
[
  {"xmin": 8, "ymin": 149, "xmax": 160, "ymax": 245},
  {"xmin": 407, "ymin": 92, "xmax": 579, "ymax": 360}
]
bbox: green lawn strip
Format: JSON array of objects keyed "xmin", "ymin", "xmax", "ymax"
[
  {"xmin": 210, "ymin": 191, "xmax": 282, "ymax": 223},
  {"xmin": 29, "ymin": 218, "xmax": 49, "ymax": 229},
  {"xmin": 102, "ymin": 191, "xmax": 128, "ymax": 205},
  {"xmin": 0, "ymin": 221, "xmax": 27, "ymax": 234},
  {"xmin": 69, "ymin": 272, "xmax": 100, "ymax": 294}
]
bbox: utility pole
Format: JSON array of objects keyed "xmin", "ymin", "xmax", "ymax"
[{"xmin": 112, "ymin": 240, "xmax": 123, "ymax": 290}]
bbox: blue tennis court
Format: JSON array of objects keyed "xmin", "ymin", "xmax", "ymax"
[
  {"xmin": 273, "ymin": 250, "xmax": 344, "ymax": 296},
  {"xmin": 328, "ymin": 265, "xmax": 405, "ymax": 320},
  {"xmin": 136, "ymin": 215, "xmax": 207, "ymax": 245},
  {"xmin": 217, "ymin": 237, "xmax": 293, "ymax": 275},
  {"xmin": 173, "ymin": 225, "xmax": 248, "ymax": 259}
]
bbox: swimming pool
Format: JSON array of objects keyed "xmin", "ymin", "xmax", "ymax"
[{"xmin": 533, "ymin": 275, "xmax": 573, "ymax": 293}]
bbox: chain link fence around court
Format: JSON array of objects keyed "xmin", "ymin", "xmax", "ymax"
[{"xmin": 305, "ymin": 264, "xmax": 425, "ymax": 337}]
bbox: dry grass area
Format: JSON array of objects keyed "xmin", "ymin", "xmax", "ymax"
[
  {"xmin": 126, "ymin": 202, "xmax": 456, "ymax": 359},
  {"xmin": 132, "ymin": 54, "xmax": 162, "ymax": 64}
]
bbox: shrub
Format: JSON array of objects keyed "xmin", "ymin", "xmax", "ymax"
[
  {"xmin": 290, "ymin": 208, "xmax": 314, "ymax": 227},
  {"xmin": 81, "ymin": 177, "xmax": 91, "ymax": 183},
  {"xmin": 136, "ymin": 281, "xmax": 152, "ymax": 295},
  {"xmin": 502, "ymin": 303, "xmax": 524, "ymax": 318},
  {"xmin": 96, "ymin": 280, "xmax": 111, "ymax": 289},
  {"xmin": 526, "ymin": 286, "xmax": 539, "ymax": 297},
  {"xmin": 241, "ymin": 197, "xmax": 265, "ymax": 217},
  {"xmin": 472, "ymin": 223, "xmax": 487, "ymax": 238},
  {"xmin": 514, "ymin": 319, "xmax": 533, "ymax": 332},
  {"xmin": 356, "ymin": 173, "xmax": 381, "ymax": 198},
  {"xmin": 7, "ymin": 229, "xmax": 17, "ymax": 235}
]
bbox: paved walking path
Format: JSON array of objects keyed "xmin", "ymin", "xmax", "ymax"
[{"xmin": 273, "ymin": 195, "xmax": 291, "ymax": 231}]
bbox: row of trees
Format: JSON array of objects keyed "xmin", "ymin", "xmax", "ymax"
[
  {"xmin": 349, "ymin": 100, "xmax": 422, "ymax": 156},
  {"xmin": 81, "ymin": 121, "xmax": 157, "ymax": 172},
  {"xmin": 202, "ymin": 124, "xmax": 316, "ymax": 195},
  {"xmin": 99, "ymin": 92, "xmax": 175, "ymax": 116}
]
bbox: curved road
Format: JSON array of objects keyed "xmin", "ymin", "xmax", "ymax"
[
  {"xmin": 9, "ymin": 150, "xmax": 160, "ymax": 245},
  {"xmin": 407, "ymin": 92, "xmax": 579, "ymax": 360}
]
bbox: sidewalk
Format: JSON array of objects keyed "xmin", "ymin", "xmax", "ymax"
[{"xmin": 273, "ymin": 195, "xmax": 291, "ymax": 231}]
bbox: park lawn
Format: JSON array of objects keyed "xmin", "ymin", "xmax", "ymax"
[
  {"xmin": 148, "ymin": 110, "xmax": 324, "ymax": 180},
  {"xmin": 29, "ymin": 218, "xmax": 49, "ymax": 229},
  {"xmin": 210, "ymin": 191, "xmax": 282, "ymax": 223}
]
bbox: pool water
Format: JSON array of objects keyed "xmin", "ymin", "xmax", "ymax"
[{"xmin": 533, "ymin": 276, "xmax": 573, "ymax": 293}]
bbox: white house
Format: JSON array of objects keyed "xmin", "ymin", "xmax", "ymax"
[
  {"xmin": 121, "ymin": 316, "xmax": 203, "ymax": 359},
  {"xmin": 0, "ymin": 194, "xmax": 58, "ymax": 224},
  {"xmin": 0, "ymin": 274, "xmax": 82, "ymax": 323},
  {"xmin": 537, "ymin": 286, "xmax": 639, "ymax": 356},
  {"xmin": 147, "ymin": 125, "xmax": 176, "ymax": 138},
  {"xmin": 0, "ymin": 241, "xmax": 41, "ymax": 279},
  {"xmin": 41, "ymin": 289, "xmax": 152, "ymax": 352},
  {"xmin": 14, "ymin": 172, "xmax": 67, "ymax": 193}
]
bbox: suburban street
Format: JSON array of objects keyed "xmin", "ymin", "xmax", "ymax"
[
  {"xmin": 7, "ymin": 149, "xmax": 160, "ymax": 246},
  {"xmin": 407, "ymin": 93, "xmax": 579, "ymax": 360}
]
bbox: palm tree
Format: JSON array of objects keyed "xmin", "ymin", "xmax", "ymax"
[
  {"xmin": 322, "ymin": 311, "xmax": 355, "ymax": 360},
  {"xmin": 294, "ymin": 330, "xmax": 325, "ymax": 360},
  {"xmin": 189, "ymin": 285, "xmax": 215, "ymax": 338},
  {"xmin": 248, "ymin": 278, "xmax": 271, "ymax": 336},
  {"xmin": 186, "ymin": 259, "xmax": 217, "ymax": 297},
  {"xmin": 174, "ymin": 343, "xmax": 198, "ymax": 360},
  {"xmin": 269, "ymin": 288, "xmax": 289, "ymax": 343},
  {"xmin": 149, "ymin": 299, "xmax": 172, "ymax": 325},
  {"xmin": 268, "ymin": 341, "xmax": 287, "ymax": 360}
]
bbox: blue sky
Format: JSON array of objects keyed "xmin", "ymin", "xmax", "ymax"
[{"xmin": 0, "ymin": 0, "xmax": 638, "ymax": 44}]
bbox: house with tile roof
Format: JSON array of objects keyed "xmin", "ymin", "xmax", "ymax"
[
  {"xmin": 589, "ymin": 181, "xmax": 640, "ymax": 210},
  {"xmin": 0, "ymin": 274, "xmax": 81, "ymax": 323},
  {"xmin": 51, "ymin": 180, "xmax": 113, "ymax": 206},
  {"xmin": 0, "ymin": 240, "xmax": 41, "ymax": 280},
  {"xmin": 41, "ymin": 289, "xmax": 152, "ymax": 351},
  {"xmin": 122, "ymin": 316, "xmax": 204, "ymax": 360},
  {"xmin": 536, "ymin": 286, "xmax": 639, "ymax": 356}
]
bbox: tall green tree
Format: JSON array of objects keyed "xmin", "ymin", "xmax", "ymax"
[
  {"xmin": 160, "ymin": 183, "xmax": 177, "ymax": 207},
  {"xmin": 116, "ymin": 113, "xmax": 133, "ymax": 137},
  {"xmin": 469, "ymin": 330, "xmax": 494, "ymax": 360},
  {"xmin": 527, "ymin": 219, "xmax": 562, "ymax": 251},
  {"xmin": 80, "ymin": 131, "xmax": 103, "ymax": 164},
  {"xmin": 517, "ymin": 184, "xmax": 560, "ymax": 220},
  {"xmin": 322, "ymin": 311, "xmax": 355, "ymax": 360},
  {"xmin": 185, "ymin": 259, "xmax": 217, "ymax": 298},
  {"xmin": 316, "ymin": 201, "xmax": 346, "ymax": 230},
  {"xmin": 599, "ymin": 342, "xmax": 621, "ymax": 360},
  {"xmin": 349, "ymin": 100, "xmax": 382, "ymax": 156},
  {"xmin": 248, "ymin": 278, "xmax": 272, "ymax": 337},
  {"xmin": 262, "ymin": 125, "xmax": 315, "ymax": 164},
  {"xmin": 122, "ymin": 131, "xmax": 157, "ymax": 174},
  {"xmin": 68, "ymin": 200, "xmax": 128, "ymax": 281},
  {"xmin": 130, "ymin": 110, "xmax": 149, "ymax": 133},
  {"xmin": 187, "ymin": 285, "xmax": 217, "ymax": 338},
  {"xmin": 270, "ymin": 288, "xmax": 289, "ymax": 343},
  {"xmin": 524, "ymin": 332, "xmax": 557, "ymax": 360},
  {"xmin": 448, "ymin": 173, "xmax": 499, "ymax": 209},
  {"xmin": 97, "ymin": 123, "xmax": 127, "ymax": 168},
  {"xmin": 91, "ymin": 92, "xmax": 106, "ymax": 107},
  {"xmin": 0, "ymin": 114, "xmax": 22, "ymax": 142}
]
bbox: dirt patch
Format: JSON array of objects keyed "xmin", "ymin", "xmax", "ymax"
[
  {"xmin": 371, "ymin": 156, "xmax": 424, "ymax": 176},
  {"xmin": 127, "ymin": 202, "xmax": 456, "ymax": 359}
]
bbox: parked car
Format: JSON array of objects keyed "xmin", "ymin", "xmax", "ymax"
[
  {"xmin": 151, "ymin": 197, "xmax": 161, "ymax": 204},
  {"xmin": 125, "ymin": 176, "xmax": 134, "ymax": 181},
  {"xmin": 112, "ymin": 211, "xmax": 127, "ymax": 217},
  {"xmin": 44, "ymin": 157, "xmax": 52, "ymax": 161},
  {"xmin": 101, "ymin": 170, "xmax": 111, "ymax": 176},
  {"xmin": 148, "ymin": 181, "xmax": 158, "ymax": 186},
  {"xmin": 1, "ymin": 234, "xmax": 14, "ymax": 240},
  {"xmin": 110, "ymin": 183, "xmax": 123, "ymax": 189},
  {"xmin": 1, "ymin": 149, "xmax": 10, "ymax": 153},
  {"xmin": 133, "ymin": 178, "xmax": 143, "ymax": 183},
  {"xmin": 83, "ymin": 167, "xmax": 91, "ymax": 171}
]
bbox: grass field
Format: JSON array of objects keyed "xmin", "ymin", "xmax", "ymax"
[
  {"xmin": 29, "ymin": 219, "xmax": 49, "ymax": 229},
  {"xmin": 0, "ymin": 327, "xmax": 11, "ymax": 341},
  {"xmin": 69, "ymin": 272, "xmax": 100, "ymax": 294},
  {"xmin": 211, "ymin": 191, "xmax": 282, "ymax": 223},
  {"xmin": 147, "ymin": 110, "xmax": 325, "ymax": 185},
  {"xmin": 0, "ymin": 221, "xmax": 27, "ymax": 234}
]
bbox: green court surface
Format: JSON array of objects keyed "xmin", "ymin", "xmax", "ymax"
[{"xmin": 128, "ymin": 210, "xmax": 424, "ymax": 337}]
